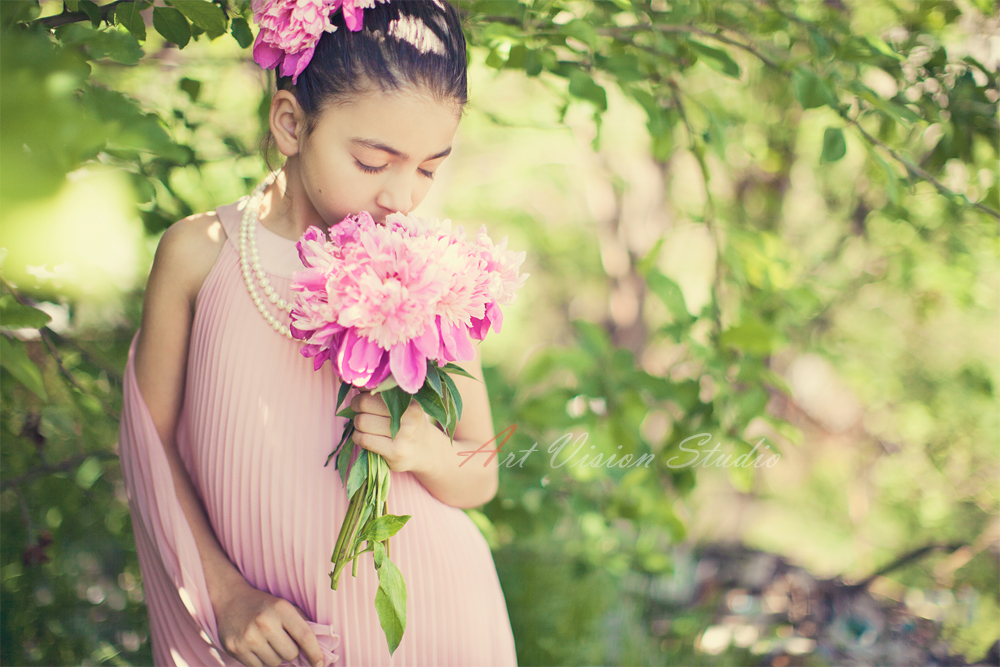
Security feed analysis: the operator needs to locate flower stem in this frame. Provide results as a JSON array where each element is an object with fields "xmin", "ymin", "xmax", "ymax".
[{"xmin": 330, "ymin": 475, "xmax": 368, "ymax": 589}]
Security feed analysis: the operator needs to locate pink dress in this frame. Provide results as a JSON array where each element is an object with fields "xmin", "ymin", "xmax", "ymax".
[{"xmin": 117, "ymin": 197, "xmax": 518, "ymax": 666}]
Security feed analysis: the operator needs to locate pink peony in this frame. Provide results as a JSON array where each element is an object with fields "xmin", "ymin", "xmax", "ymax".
[
  {"xmin": 251, "ymin": 0, "xmax": 391, "ymax": 84},
  {"xmin": 290, "ymin": 210, "xmax": 528, "ymax": 394}
]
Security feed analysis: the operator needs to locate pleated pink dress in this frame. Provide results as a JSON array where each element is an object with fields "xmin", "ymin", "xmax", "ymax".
[{"xmin": 117, "ymin": 196, "xmax": 518, "ymax": 666}]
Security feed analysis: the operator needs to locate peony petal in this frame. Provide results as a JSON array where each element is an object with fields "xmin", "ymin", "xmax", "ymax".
[
  {"xmin": 389, "ymin": 340, "xmax": 426, "ymax": 394},
  {"xmin": 412, "ymin": 320, "xmax": 442, "ymax": 361},
  {"xmin": 442, "ymin": 319, "xmax": 476, "ymax": 362},
  {"xmin": 253, "ymin": 37, "xmax": 284, "ymax": 70},
  {"xmin": 348, "ymin": 335, "xmax": 385, "ymax": 374},
  {"xmin": 281, "ymin": 47, "xmax": 314, "ymax": 83},
  {"xmin": 363, "ymin": 352, "xmax": 392, "ymax": 390},
  {"xmin": 341, "ymin": 2, "xmax": 363, "ymax": 31}
]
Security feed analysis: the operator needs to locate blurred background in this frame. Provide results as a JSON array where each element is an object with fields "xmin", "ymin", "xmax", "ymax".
[{"xmin": 1, "ymin": 0, "xmax": 998, "ymax": 665}]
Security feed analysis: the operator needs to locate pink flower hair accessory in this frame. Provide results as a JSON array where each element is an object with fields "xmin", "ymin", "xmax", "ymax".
[{"xmin": 251, "ymin": 0, "xmax": 390, "ymax": 84}]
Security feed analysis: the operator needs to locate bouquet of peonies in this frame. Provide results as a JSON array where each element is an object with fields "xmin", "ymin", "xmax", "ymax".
[{"xmin": 288, "ymin": 210, "xmax": 527, "ymax": 655}]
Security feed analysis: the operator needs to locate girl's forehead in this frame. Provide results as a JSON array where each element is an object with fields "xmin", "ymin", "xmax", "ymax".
[{"xmin": 314, "ymin": 88, "xmax": 461, "ymax": 153}]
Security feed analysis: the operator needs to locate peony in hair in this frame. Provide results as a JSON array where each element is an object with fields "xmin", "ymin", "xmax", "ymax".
[{"xmin": 251, "ymin": 0, "xmax": 390, "ymax": 84}]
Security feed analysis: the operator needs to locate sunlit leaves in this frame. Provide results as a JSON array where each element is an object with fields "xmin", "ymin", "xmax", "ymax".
[
  {"xmin": 153, "ymin": 6, "xmax": 191, "ymax": 48},
  {"xmin": 821, "ymin": 126, "xmax": 847, "ymax": 162}
]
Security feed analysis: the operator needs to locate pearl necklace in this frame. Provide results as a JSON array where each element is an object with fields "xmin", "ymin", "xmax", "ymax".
[{"xmin": 239, "ymin": 177, "xmax": 295, "ymax": 339}]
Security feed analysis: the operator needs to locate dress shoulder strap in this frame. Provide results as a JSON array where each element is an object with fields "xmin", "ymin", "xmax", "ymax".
[{"xmin": 214, "ymin": 198, "xmax": 248, "ymax": 253}]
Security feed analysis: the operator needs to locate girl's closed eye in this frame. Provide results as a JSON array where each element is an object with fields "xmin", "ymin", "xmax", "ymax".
[
  {"xmin": 355, "ymin": 159, "xmax": 387, "ymax": 175},
  {"xmin": 355, "ymin": 158, "xmax": 436, "ymax": 180}
]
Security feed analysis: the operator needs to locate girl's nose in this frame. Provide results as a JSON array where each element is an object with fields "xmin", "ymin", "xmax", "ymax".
[{"xmin": 375, "ymin": 174, "xmax": 413, "ymax": 216}]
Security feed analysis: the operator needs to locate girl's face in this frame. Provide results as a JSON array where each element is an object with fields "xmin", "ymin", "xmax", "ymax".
[{"xmin": 277, "ymin": 87, "xmax": 462, "ymax": 225}]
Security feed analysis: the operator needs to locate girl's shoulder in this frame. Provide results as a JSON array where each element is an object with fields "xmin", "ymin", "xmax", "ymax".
[{"xmin": 154, "ymin": 210, "xmax": 229, "ymax": 311}]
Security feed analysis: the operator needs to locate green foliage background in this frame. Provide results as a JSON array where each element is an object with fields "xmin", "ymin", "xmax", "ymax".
[{"xmin": 1, "ymin": 0, "xmax": 997, "ymax": 665}]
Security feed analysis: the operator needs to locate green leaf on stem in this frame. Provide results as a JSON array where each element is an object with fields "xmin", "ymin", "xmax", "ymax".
[
  {"xmin": 821, "ymin": 127, "xmax": 847, "ymax": 163},
  {"xmin": 358, "ymin": 514, "xmax": 411, "ymax": 543},
  {"xmin": 438, "ymin": 371, "xmax": 464, "ymax": 423},
  {"xmin": 230, "ymin": 16, "xmax": 253, "ymax": 49},
  {"xmin": 381, "ymin": 387, "xmax": 411, "ymax": 440},
  {"xmin": 345, "ymin": 447, "xmax": 368, "ymax": 500},
  {"xmin": 413, "ymin": 384, "xmax": 448, "ymax": 431},
  {"xmin": 372, "ymin": 541, "xmax": 407, "ymax": 655},
  {"xmin": 0, "ymin": 336, "xmax": 48, "ymax": 401},
  {"xmin": 337, "ymin": 381, "xmax": 351, "ymax": 412},
  {"xmin": 336, "ymin": 406, "xmax": 358, "ymax": 420},
  {"xmin": 171, "ymin": 0, "xmax": 227, "ymax": 38},
  {"xmin": 425, "ymin": 362, "xmax": 443, "ymax": 397},
  {"xmin": 152, "ymin": 6, "xmax": 190, "ymax": 48},
  {"xmin": 440, "ymin": 362, "xmax": 476, "ymax": 380},
  {"xmin": 688, "ymin": 40, "xmax": 741, "ymax": 78},
  {"xmin": 0, "ymin": 295, "xmax": 52, "ymax": 329},
  {"xmin": 114, "ymin": 2, "xmax": 146, "ymax": 42},
  {"xmin": 334, "ymin": 437, "xmax": 354, "ymax": 482}
]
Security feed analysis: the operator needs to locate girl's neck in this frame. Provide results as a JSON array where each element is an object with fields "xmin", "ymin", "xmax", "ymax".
[{"xmin": 256, "ymin": 159, "xmax": 329, "ymax": 241}]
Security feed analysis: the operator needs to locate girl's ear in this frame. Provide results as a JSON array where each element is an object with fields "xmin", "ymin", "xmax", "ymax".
[{"xmin": 270, "ymin": 90, "xmax": 305, "ymax": 157}]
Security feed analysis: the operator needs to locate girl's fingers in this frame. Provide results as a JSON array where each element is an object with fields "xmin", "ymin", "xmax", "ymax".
[
  {"xmin": 251, "ymin": 642, "xmax": 286, "ymax": 667},
  {"xmin": 265, "ymin": 626, "xmax": 306, "ymax": 664},
  {"xmin": 283, "ymin": 613, "xmax": 325, "ymax": 667}
]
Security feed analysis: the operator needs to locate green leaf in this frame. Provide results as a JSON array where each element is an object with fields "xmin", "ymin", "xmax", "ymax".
[
  {"xmin": 337, "ymin": 381, "xmax": 351, "ymax": 411},
  {"xmin": 171, "ymin": 0, "xmax": 226, "ymax": 38},
  {"xmin": 688, "ymin": 40, "xmax": 740, "ymax": 78},
  {"xmin": 230, "ymin": 16, "xmax": 253, "ymax": 49},
  {"xmin": 424, "ymin": 362, "xmax": 443, "ymax": 398},
  {"xmin": 413, "ymin": 385, "xmax": 448, "ymax": 431},
  {"xmin": 64, "ymin": 0, "xmax": 80, "ymax": 11},
  {"xmin": 440, "ymin": 362, "xmax": 476, "ymax": 380},
  {"xmin": 820, "ymin": 127, "xmax": 846, "ymax": 163},
  {"xmin": 0, "ymin": 336, "xmax": 48, "ymax": 400},
  {"xmin": 79, "ymin": 0, "xmax": 101, "ymax": 27},
  {"xmin": 179, "ymin": 77, "xmax": 200, "ymax": 101},
  {"xmin": 75, "ymin": 456, "xmax": 103, "ymax": 489},
  {"xmin": 646, "ymin": 271, "xmax": 691, "ymax": 323},
  {"xmin": 153, "ymin": 6, "xmax": 190, "ymax": 48},
  {"xmin": 637, "ymin": 238, "xmax": 664, "ymax": 276},
  {"xmin": 358, "ymin": 514, "xmax": 411, "ymax": 543},
  {"xmin": 471, "ymin": 0, "xmax": 526, "ymax": 20},
  {"xmin": 572, "ymin": 319, "xmax": 611, "ymax": 358},
  {"xmin": 441, "ymin": 380, "xmax": 456, "ymax": 440},
  {"xmin": 336, "ymin": 438, "xmax": 355, "ymax": 486},
  {"xmin": 381, "ymin": 387, "xmax": 412, "ymax": 440},
  {"xmin": 335, "ymin": 406, "xmax": 358, "ymax": 420},
  {"xmin": 567, "ymin": 69, "xmax": 607, "ymax": 111},
  {"xmin": 439, "ymin": 371, "xmax": 463, "ymax": 425},
  {"xmin": 792, "ymin": 68, "xmax": 836, "ymax": 110},
  {"xmin": 560, "ymin": 19, "xmax": 598, "ymax": 50},
  {"xmin": 523, "ymin": 48, "xmax": 543, "ymax": 76},
  {"xmin": 114, "ymin": 2, "xmax": 146, "ymax": 42},
  {"xmin": 0, "ymin": 295, "xmax": 52, "ymax": 330},
  {"xmin": 371, "ymin": 541, "xmax": 407, "ymax": 655},
  {"xmin": 719, "ymin": 320, "xmax": 783, "ymax": 355},
  {"xmin": 345, "ymin": 447, "xmax": 368, "ymax": 500}
]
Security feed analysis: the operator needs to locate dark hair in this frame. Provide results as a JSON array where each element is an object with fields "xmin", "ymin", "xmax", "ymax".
[{"xmin": 262, "ymin": 0, "xmax": 468, "ymax": 168}]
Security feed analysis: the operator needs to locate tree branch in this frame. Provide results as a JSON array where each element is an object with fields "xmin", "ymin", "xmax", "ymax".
[
  {"xmin": 1, "ymin": 451, "xmax": 119, "ymax": 490},
  {"xmin": 596, "ymin": 24, "xmax": 782, "ymax": 69},
  {"xmin": 845, "ymin": 112, "xmax": 1000, "ymax": 221},
  {"xmin": 37, "ymin": 0, "xmax": 130, "ymax": 28}
]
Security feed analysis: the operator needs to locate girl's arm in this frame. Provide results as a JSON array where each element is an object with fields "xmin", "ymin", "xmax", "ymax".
[
  {"xmin": 410, "ymin": 343, "xmax": 501, "ymax": 508},
  {"xmin": 135, "ymin": 215, "xmax": 324, "ymax": 667}
]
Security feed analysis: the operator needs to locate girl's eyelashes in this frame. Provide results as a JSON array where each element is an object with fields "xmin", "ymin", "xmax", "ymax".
[
  {"xmin": 355, "ymin": 160, "xmax": 387, "ymax": 175},
  {"xmin": 355, "ymin": 158, "xmax": 436, "ymax": 180}
]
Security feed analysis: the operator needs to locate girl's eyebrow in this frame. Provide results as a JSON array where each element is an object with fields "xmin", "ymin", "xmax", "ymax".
[{"xmin": 350, "ymin": 137, "xmax": 452, "ymax": 162}]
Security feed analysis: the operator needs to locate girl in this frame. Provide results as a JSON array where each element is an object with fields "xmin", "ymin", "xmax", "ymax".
[{"xmin": 117, "ymin": 1, "xmax": 518, "ymax": 665}]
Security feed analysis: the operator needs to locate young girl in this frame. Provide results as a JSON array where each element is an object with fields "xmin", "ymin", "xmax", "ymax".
[{"xmin": 117, "ymin": 1, "xmax": 518, "ymax": 665}]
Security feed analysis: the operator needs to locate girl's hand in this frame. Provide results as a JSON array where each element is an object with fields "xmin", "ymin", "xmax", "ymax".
[
  {"xmin": 215, "ymin": 579, "xmax": 325, "ymax": 667},
  {"xmin": 350, "ymin": 390, "xmax": 438, "ymax": 474}
]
